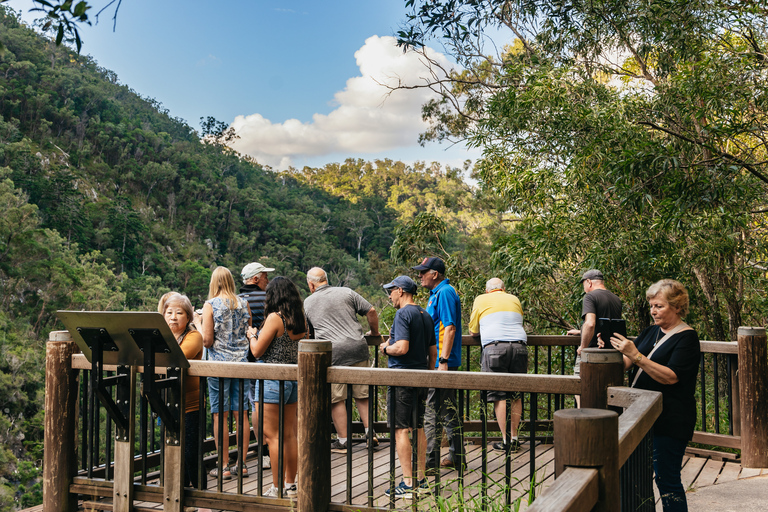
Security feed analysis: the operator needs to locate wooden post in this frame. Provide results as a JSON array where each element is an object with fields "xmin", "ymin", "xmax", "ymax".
[
  {"xmin": 737, "ymin": 326, "xmax": 768, "ymax": 468},
  {"xmin": 554, "ymin": 409, "xmax": 620, "ymax": 512},
  {"xmin": 580, "ymin": 348, "xmax": 624, "ymax": 410},
  {"xmin": 44, "ymin": 331, "xmax": 80, "ymax": 512},
  {"xmin": 298, "ymin": 341, "xmax": 332, "ymax": 512}
]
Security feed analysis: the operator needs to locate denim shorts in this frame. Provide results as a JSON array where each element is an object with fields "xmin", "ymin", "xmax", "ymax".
[
  {"xmin": 251, "ymin": 379, "xmax": 298, "ymax": 405},
  {"xmin": 207, "ymin": 377, "xmax": 251, "ymax": 413}
]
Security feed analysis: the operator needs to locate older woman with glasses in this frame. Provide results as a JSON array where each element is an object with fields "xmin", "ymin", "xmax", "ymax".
[{"xmin": 601, "ymin": 279, "xmax": 700, "ymax": 512}]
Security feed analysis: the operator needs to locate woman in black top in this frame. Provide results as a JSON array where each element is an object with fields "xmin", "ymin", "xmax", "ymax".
[{"xmin": 603, "ymin": 279, "xmax": 700, "ymax": 512}]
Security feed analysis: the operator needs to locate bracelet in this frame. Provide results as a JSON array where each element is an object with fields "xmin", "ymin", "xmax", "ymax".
[{"xmin": 634, "ymin": 353, "xmax": 644, "ymax": 365}]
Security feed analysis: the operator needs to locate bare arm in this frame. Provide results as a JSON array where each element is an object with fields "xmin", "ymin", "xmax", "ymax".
[
  {"xmin": 380, "ymin": 338, "xmax": 410, "ymax": 357},
  {"xmin": 366, "ymin": 307, "xmax": 380, "ymax": 336},
  {"xmin": 578, "ymin": 313, "xmax": 596, "ymax": 356},
  {"xmin": 428, "ymin": 344, "xmax": 437, "ymax": 370},
  {"xmin": 195, "ymin": 302, "xmax": 215, "ymax": 349},
  {"xmin": 439, "ymin": 324, "xmax": 456, "ymax": 370},
  {"xmin": 250, "ymin": 313, "xmax": 281, "ymax": 359}
]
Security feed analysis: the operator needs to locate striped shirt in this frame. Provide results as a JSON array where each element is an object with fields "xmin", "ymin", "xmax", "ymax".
[{"xmin": 468, "ymin": 290, "xmax": 527, "ymax": 347}]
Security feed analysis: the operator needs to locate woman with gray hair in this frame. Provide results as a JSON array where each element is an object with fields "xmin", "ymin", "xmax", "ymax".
[
  {"xmin": 601, "ymin": 279, "xmax": 700, "ymax": 512},
  {"xmin": 159, "ymin": 292, "xmax": 203, "ymax": 489}
]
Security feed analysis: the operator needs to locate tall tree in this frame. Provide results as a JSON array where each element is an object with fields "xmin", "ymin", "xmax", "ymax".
[{"xmin": 398, "ymin": 0, "xmax": 768, "ymax": 338}]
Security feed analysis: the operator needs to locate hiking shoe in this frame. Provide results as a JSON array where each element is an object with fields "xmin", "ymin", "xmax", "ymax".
[
  {"xmin": 230, "ymin": 464, "xmax": 249, "ymax": 478},
  {"xmin": 209, "ymin": 466, "xmax": 231, "ymax": 480},
  {"xmin": 284, "ymin": 483, "xmax": 298, "ymax": 497},
  {"xmin": 367, "ymin": 436, "xmax": 380, "ymax": 448},
  {"xmin": 440, "ymin": 457, "xmax": 455, "ymax": 468},
  {"xmin": 492, "ymin": 439, "xmax": 521, "ymax": 453},
  {"xmin": 331, "ymin": 439, "xmax": 348, "ymax": 453},
  {"xmin": 385, "ymin": 480, "xmax": 414, "ymax": 498}
]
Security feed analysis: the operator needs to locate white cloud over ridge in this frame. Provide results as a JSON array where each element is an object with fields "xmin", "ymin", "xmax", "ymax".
[{"xmin": 228, "ymin": 36, "xmax": 454, "ymax": 169}]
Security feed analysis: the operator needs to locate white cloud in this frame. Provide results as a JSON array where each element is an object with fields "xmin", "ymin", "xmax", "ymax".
[{"xmin": 228, "ymin": 35, "xmax": 456, "ymax": 169}]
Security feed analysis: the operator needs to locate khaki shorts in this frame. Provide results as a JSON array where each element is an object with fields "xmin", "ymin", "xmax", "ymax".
[{"xmin": 331, "ymin": 360, "xmax": 370, "ymax": 404}]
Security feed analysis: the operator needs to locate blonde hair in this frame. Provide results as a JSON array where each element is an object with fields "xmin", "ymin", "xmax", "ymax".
[
  {"xmin": 646, "ymin": 279, "xmax": 689, "ymax": 317},
  {"xmin": 157, "ymin": 292, "xmax": 180, "ymax": 314},
  {"xmin": 207, "ymin": 266, "xmax": 240, "ymax": 309},
  {"xmin": 161, "ymin": 293, "xmax": 196, "ymax": 332}
]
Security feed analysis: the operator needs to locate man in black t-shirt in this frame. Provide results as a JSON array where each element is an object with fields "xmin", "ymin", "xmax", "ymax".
[
  {"xmin": 379, "ymin": 276, "xmax": 437, "ymax": 497},
  {"xmin": 567, "ymin": 269, "xmax": 622, "ymax": 405}
]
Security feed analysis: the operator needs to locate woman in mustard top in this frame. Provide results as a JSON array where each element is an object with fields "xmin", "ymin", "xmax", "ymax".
[{"xmin": 160, "ymin": 293, "xmax": 204, "ymax": 488}]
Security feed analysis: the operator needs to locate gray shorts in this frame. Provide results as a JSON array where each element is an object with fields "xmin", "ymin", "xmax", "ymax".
[
  {"xmin": 481, "ymin": 342, "xmax": 528, "ymax": 403},
  {"xmin": 574, "ymin": 354, "xmax": 581, "ymax": 376}
]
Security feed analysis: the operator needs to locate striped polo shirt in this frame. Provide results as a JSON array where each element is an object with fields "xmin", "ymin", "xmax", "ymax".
[{"xmin": 468, "ymin": 290, "xmax": 527, "ymax": 347}]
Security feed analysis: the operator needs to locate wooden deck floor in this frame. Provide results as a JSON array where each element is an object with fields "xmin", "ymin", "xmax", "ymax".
[{"xmin": 36, "ymin": 441, "xmax": 768, "ymax": 512}]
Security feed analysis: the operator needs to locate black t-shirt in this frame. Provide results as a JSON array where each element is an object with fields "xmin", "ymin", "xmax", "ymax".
[
  {"xmin": 630, "ymin": 325, "xmax": 700, "ymax": 441},
  {"xmin": 388, "ymin": 304, "xmax": 436, "ymax": 370},
  {"xmin": 582, "ymin": 289, "xmax": 622, "ymax": 347}
]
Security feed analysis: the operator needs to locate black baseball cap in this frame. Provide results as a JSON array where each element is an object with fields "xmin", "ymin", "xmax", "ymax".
[{"xmin": 411, "ymin": 256, "xmax": 446, "ymax": 275}]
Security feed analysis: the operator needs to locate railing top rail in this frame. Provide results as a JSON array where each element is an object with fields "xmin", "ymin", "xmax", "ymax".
[
  {"xmin": 365, "ymin": 334, "xmax": 738, "ymax": 353},
  {"xmin": 328, "ymin": 365, "xmax": 581, "ymax": 394},
  {"xmin": 608, "ymin": 386, "xmax": 663, "ymax": 465},
  {"xmin": 71, "ymin": 353, "xmax": 581, "ymax": 395},
  {"xmin": 526, "ymin": 467, "xmax": 599, "ymax": 512}
]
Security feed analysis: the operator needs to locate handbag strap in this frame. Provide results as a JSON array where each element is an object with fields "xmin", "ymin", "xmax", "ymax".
[{"xmin": 630, "ymin": 322, "xmax": 688, "ymax": 388}]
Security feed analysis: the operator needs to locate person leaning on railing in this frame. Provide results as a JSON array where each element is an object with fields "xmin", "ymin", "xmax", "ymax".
[
  {"xmin": 159, "ymin": 292, "xmax": 204, "ymax": 489},
  {"xmin": 599, "ymin": 279, "xmax": 700, "ymax": 512},
  {"xmin": 247, "ymin": 276, "xmax": 306, "ymax": 498}
]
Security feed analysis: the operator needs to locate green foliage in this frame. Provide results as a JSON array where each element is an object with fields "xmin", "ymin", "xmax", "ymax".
[{"xmin": 398, "ymin": 0, "xmax": 768, "ymax": 338}]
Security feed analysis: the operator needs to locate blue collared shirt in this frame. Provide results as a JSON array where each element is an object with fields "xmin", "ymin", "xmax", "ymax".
[{"xmin": 426, "ymin": 279, "xmax": 462, "ymax": 367}]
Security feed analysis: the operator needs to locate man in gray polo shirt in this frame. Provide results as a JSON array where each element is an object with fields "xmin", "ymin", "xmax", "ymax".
[{"xmin": 304, "ymin": 267, "xmax": 381, "ymax": 451}]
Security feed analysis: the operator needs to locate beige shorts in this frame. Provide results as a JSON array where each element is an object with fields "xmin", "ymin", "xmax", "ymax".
[{"xmin": 331, "ymin": 360, "xmax": 370, "ymax": 404}]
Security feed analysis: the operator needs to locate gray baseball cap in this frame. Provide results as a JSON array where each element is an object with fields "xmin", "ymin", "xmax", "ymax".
[{"xmin": 580, "ymin": 269, "xmax": 605, "ymax": 282}]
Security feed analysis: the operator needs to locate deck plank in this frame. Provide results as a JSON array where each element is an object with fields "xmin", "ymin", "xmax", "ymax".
[
  {"xmin": 693, "ymin": 458, "xmax": 724, "ymax": 488},
  {"xmin": 738, "ymin": 466, "xmax": 762, "ymax": 479},
  {"xmin": 716, "ymin": 461, "xmax": 741, "ymax": 484},
  {"xmin": 680, "ymin": 456, "xmax": 706, "ymax": 490}
]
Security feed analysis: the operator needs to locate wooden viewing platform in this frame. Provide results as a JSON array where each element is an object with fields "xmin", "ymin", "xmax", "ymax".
[
  {"xmin": 25, "ymin": 442, "xmax": 768, "ymax": 512},
  {"xmin": 40, "ymin": 324, "xmax": 768, "ymax": 512}
]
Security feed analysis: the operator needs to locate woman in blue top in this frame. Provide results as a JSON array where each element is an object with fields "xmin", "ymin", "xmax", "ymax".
[{"xmin": 194, "ymin": 266, "xmax": 252, "ymax": 480}]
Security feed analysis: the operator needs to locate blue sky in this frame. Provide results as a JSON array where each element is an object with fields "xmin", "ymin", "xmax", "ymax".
[{"xmin": 9, "ymin": 0, "xmax": 483, "ymax": 170}]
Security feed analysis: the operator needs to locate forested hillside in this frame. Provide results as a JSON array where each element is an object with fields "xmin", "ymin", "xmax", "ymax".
[{"xmin": 0, "ymin": 7, "xmax": 498, "ymax": 509}]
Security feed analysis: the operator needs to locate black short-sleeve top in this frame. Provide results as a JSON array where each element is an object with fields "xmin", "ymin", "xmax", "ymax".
[{"xmin": 630, "ymin": 325, "xmax": 701, "ymax": 441}]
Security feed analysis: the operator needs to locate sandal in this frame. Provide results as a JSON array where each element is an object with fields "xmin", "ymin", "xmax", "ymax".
[
  {"xmin": 209, "ymin": 466, "xmax": 232, "ymax": 480},
  {"xmin": 230, "ymin": 464, "xmax": 249, "ymax": 478}
]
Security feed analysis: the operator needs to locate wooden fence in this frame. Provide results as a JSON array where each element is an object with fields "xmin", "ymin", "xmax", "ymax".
[{"xmin": 43, "ymin": 326, "xmax": 768, "ymax": 511}]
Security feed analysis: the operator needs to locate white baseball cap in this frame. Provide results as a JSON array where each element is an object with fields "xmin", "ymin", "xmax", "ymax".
[{"xmin": 241, "ymin": 262, "xmax": 275, "ymax": 281}]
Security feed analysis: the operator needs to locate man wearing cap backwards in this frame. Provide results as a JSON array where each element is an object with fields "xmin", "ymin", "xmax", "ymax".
[
  {"xmin": 469, "ymin": 278, "xmax": 528, "ymax": 453},
  {"xmin": 567, "ymin": 269, "xmax": 622, "ymax": 406},
  {"xmin": 238, "ymin": 262, "xmax": 275, "ymax": 468},
  {"xmin": 412, "ymin": 256, "xmax": 464, "ymax": 471},
  {"xmin": 304, "ymin": 267, "xmax": 381, "ymax": 452},
  {"xmin": 379, "ymin": 276, "xmax": 436, "ymax": 497}
]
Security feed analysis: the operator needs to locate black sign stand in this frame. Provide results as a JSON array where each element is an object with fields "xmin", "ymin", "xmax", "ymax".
[{"xmin": 58, "ymin": 311, "xmax": 190, "ymax": 512}]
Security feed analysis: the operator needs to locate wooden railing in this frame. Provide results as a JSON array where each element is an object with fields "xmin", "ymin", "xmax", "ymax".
[{"xmin": 44, "ymin": 326, "xmax": 768, "ymax": 512}]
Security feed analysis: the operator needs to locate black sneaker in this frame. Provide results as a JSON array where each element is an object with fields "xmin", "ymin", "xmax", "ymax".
[
  {"xmin": 492, "ymin": 439, "xmax": 521, "ymax": 452},
  {"xmin": 331, "ymin": 439, "xmax": 348, "ymax": 453}
]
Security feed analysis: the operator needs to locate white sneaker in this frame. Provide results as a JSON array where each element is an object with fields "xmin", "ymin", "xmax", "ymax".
[
  {"xmin": 264, "ymin": 485, "xmax": 279, "ymax": 497},
  {"xmin": 284, "ymin": 483, "xmax": 298, "ymax": 497}
]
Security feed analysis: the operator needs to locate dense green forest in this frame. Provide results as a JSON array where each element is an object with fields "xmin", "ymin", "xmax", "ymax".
[
  {"xmin": 2, "ymin": 1, "xmax": 768, "ymax": 509},
  {"xmin": 0, "ymin": 7, "xmax": 499, "ymax": 509}
]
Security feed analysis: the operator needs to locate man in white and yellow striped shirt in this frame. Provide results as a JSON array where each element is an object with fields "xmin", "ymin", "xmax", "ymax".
[{"xmin": 469, "ymin": 278, "xmax": 528, "ymax": 452}]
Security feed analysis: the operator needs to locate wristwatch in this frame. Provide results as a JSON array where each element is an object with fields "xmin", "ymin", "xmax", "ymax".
[
  {"xmin": 634, "ymin": 353, "xmax": 644, "ymax": 365},
  {"xmin": 439, "ymin": 357, "xmax": 449, "ymax": 364},
  {"xmin": 383, "ymin": 346, "xmax": 388, "ymax": 356}
]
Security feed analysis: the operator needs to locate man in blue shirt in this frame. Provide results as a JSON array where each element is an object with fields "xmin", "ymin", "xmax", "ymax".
[{"xmin": 412, "ymin": 256, "xmax": 464, "ymax": 471}]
